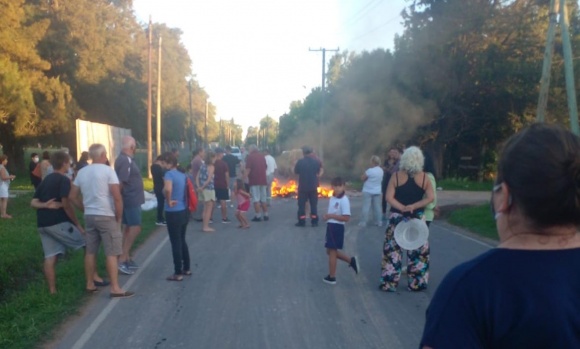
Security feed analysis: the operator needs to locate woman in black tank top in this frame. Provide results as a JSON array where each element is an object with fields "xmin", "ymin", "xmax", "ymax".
[{"xmin": 379, "ymin": 146, "xmax": 434, "ymax": 292}]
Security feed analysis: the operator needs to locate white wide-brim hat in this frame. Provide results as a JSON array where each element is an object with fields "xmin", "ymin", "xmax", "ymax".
[{"xmin": 394, "ymin": 218, "xmax": 429, "ymax": 250}]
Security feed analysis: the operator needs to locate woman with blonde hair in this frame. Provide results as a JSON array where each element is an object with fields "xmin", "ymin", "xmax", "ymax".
[
  {"xmin": 359, "ymin": 155, "xmax": 384, "ymax": 227},
  {"xmin": 379, "ymin": 146, "xmax": 434, "ymax": 292}
]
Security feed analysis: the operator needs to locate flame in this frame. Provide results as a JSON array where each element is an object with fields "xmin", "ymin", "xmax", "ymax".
[{"xmin": 271, "ymin": 179, "xmax": 333, "ymax": 198}]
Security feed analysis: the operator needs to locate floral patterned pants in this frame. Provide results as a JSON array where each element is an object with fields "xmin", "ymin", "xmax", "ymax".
[{"xmin": 379, "ymin": 214, "xmax": 430, "ymax": 292}]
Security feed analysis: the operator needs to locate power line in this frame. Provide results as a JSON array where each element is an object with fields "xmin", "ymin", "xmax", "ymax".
[
  {"xmin": 344, "ymin": 0, "xmax": 385, "ymax": 27},
  {"xmin": 347, "ymin": 13, "xmax": 401, "ymax": 43}
]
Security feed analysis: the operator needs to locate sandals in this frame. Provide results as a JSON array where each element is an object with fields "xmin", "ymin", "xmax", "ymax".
[{"xmin": 166, "ymin": 274, "xmax": 184, "ymax": 281}]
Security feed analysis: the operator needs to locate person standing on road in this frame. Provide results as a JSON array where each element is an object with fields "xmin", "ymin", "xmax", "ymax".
[
  {"xmin": 40, "ymin": 151, "xmax": 53, "ymax": 180},
  {"xmin": 421, "ymin": 123, "xmax": 580, "ymax": 349},
  {"xmin": 264, "ymin": 149, "xmax": 278, "ymax": 206},
  {"xmin": 70, "ymin": 144, "xmax": 134, "ymax": 299},
  {"xmin": 29, "ymin": 153, "xmax": 41, "ymax": 189},
  {"xmin": 359, "ymin": 155, "xmax": 384, "ymax": 227},
  {"xmin": 234, "ymin": 178, "xmax": 251, "ymax": 229},
  {"xmin": 245, "ymin": 144, "xmax": 269, "ymax": 222},
  {"xmin": 322, "ymin": 177, "xmax": 359, "ymax": 285},
  {"xmin": 294, "ymin": 146, "xmax": 322, "ymax": 227},
  {"xmin": 223, "ymin": 145, "xmax": 241, "ymax": 207},
  {"xmin": 197, "ymin": 150, "xmax": 216, "ymax": 232},
  {"xmin": 114, "ymin": 136, "xmax": 145, "ymax": 275},
  {"xmin": 423, "ymin": 153, "xmax": 438, "ymax": 226},
  {"xmin": 151, "ymin": 155, "xmax": 167, "ymax": 225},
  {"xmin": 0, "ymin": 155, "xmax": 16, "ymax": 219},
  {"xmin": 213, "ymin": 148, "xmax": 231, "ymax": 223},
  {"xmin": 380, "ymin": 146, "xmax": 434, "ymax": 292},
  {"xmin": 31, "ymin": 151, "xmax": 107, "ymax": 294},
  {"xmin": 381, "ymin": 147, "xmax": 401, "ymax": 221},
  {"xmin": 190, "ymin": 148, "xmax": 205, "ymax": 221},
  {"xmin": 162, "ymin": 152, "xmax": 191, "ymax": 281}
]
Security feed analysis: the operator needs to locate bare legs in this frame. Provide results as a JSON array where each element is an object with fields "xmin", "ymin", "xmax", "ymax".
[
  {"xmin": 0, "ymin": 197, "xmax": 11, "ymax": 218},
  {"xmin": 119, "ymin": 225, "xmax": 141, "ymax": 264},
  {"xmin": 202, "ymin": 200, "xmax": 215, "ymax": 231},
  {"xmin": 326, "ymin": 249, "xmax": 351, "ymax": 278}
]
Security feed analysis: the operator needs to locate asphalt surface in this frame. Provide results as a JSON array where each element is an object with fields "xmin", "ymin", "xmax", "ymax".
[{"xmin": 48, "ymin": 191, "xmax": 493, "ymax": 349}]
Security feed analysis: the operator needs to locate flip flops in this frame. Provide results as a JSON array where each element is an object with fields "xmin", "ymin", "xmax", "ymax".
[
  {"xmin": 109, "ymin": 291, "xmax": 135, "ymax": 298},
  {"xmin": 93, "ymin": 279, "xmax": 110, "ymax": 287},
  {"xmin": 166, "ymin": 274, "xmax": 184, "ymax": 281}
]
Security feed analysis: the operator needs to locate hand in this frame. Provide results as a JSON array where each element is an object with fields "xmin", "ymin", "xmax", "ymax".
[
  {"xmin": 44, "ymin": 199, "xmax": 63, "ymax": 209},
  {"xmin": 323, "ymin": 214, "xmax": 330, "ymax": 221},
  {"xmin": 169, "ymin": 200, "xmax": 177, "ymax": 208},
  {"xmin": 402, "ymin": 204, "xmax": 415, "ymax": 213},
  {"xmin": 434, "ymin": 206, "xmax": 441, "ymax": 219},
  {"xmin": 9, "ymin": 175, "xmax": 15, "ymax": 180}
]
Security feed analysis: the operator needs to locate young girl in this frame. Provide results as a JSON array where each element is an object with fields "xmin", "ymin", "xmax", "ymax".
[
  {"xmin": 234, "ymin": 178, "xmax": 251, "ymax": 229},
  {"xmin": 197, "ymin": 151, "xmax": 216, "ymax": 232}
]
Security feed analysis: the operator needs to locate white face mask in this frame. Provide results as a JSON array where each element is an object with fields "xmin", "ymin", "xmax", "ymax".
[{"xmin": 33, "ymin": 157, "xmax": 39, "ymax": 163}]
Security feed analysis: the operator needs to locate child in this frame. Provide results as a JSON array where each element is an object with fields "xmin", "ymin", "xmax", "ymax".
[
  {"xmin": 234, "ymin": 178, "xmax": 251, "ymax": 229},
  {"xmin": 322, "ymin": 177, "xmax": 359, "ymax": 285}
]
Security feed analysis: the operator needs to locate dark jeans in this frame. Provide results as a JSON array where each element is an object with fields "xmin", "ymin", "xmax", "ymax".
[
  {"xmin": 155, "ymin": 190, "xmax": 165, "ymax": 222},
  {"xmin": 297, "ymin": 190, "xmax": 318, "ymax": 224},
  {"xmin": 166, "ymin": 210, "xmax": 190, "ymax": 275},
  {"xmin": 381, "ymin": 179, "xmax": 388, "ymax": 214}
]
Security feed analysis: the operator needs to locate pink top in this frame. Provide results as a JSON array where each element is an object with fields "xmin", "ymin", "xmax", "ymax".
[{"xmin": 236, "ymin": 192, "xmax": 248, "ymax": 205}]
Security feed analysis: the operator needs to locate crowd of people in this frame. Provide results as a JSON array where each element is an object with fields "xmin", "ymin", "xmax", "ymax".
[{"xmin": 8, "ymin": 122, "xmax": 580, "ymax": 347}]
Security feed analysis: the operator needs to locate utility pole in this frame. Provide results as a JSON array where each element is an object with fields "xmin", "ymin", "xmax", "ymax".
[
  {"xmin": 560, "ymin": 0, "xmax": 579, "ymax": 135},
  {"xmin": 156, "ymin": 35, "xmax": 162, "ymax": 156},
  {"xmin": 188, "ymin": 79, "xmax": 194, "ymax": 151},
  {"xmin": 536, "ymin": 0, "xmax": 559, "ymax": 122},
  {"xmin": 309, "ymin": 47, "xmax": 339, "ymax": 163},
  {"xmin": 537, "ymin": 0, "xmax": 579, "ymax": 135},
  {"xmin": 204, "ymin": 99, "xmax": 208, "ymax": 149},
  {"xmin": 146, "ymin": 17, "xmax": 153, "ymax": 177}
]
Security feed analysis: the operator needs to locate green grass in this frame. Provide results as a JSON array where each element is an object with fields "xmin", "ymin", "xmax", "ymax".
[
  {"xmin": 0, "ymin": 187, "xmax": 158, "ymax": 348},
  {"xmin": 438, "ymin": 178, "xmax": 493, "ymax": 191},
  {"xmin": 448, "ymin": 204, "xmax": 498, "ymax": 240}
]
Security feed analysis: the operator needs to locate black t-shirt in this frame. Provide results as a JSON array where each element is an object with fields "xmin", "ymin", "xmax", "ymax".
[
  {"xmin": 151, "ymin": 163, "xmax": 165, "ymax": 193},
  {"xmin": 294, "ymin": 156, "xmax": 321, "ymax": 191},
  {"xmin": 223, "ymin": 154, "xmax": 240, "ymax": 177},
  {"xmin": 421, "ymin": 248, "xmax": 580, "ymax": 348},
  {"xmin": 33, "ymin": 172, "xmax": 73, "ymax": 228}
]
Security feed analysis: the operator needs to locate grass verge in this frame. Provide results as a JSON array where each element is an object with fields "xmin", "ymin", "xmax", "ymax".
[
  {"xmin": 438, "ymin": 178, "xmax": 492, "ymax": 191},
  {"xmin": 447, "ymin": 204, "xmax": 498, "ymax": 240},
  {"xmin": 0, "ymin": 189, "xmax": 157, "ymax": 348}
]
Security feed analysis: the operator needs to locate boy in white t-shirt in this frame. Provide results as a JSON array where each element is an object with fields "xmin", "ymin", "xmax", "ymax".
[{"xmin": 322, "ymin": 177, "xmax": 359, "ymax": 285}]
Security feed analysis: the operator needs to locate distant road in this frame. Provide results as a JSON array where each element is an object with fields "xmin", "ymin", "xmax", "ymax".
[{"xmin": 48, "ymin": 192, "xmax": 493, "ymax": 349}]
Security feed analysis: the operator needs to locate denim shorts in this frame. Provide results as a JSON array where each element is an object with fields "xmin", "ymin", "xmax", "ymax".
[
  {"xmin": 325, "ymin": 222, "xmax": 345, "ymax": 250},
  {"xmin": 38, "ymin": 222, "xmax": 86, "ymax": 258},
  {"xmin": 122, "ymin": 206, "xmax": 142, "ymax": 226}
]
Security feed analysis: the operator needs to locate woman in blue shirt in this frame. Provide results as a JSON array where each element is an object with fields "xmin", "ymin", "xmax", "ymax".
[
  {"xmin": 163, "ymin": 152, "xmax": 191, "ymax": 281},
  {"xmin": 421, "ymin": 123, "xmax": 580, "ymax": 348}
]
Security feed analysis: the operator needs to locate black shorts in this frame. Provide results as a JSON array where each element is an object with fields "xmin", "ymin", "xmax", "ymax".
[
  {"xmin": 215, "ymin": 188, "xmax": 229, "ymax": 201},
  {"xmin": 325, "ymin": 223, "xmax": 345, "ymax": 249}
]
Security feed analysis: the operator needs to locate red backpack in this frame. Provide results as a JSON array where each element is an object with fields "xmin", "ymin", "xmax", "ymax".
[{"xmin": 185, "ymin": 176, "xmax": 198, "ymax": 212}]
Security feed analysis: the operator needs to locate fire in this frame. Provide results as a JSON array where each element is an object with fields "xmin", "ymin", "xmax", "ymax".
[{"xmin": 271, "ymin": 179, "xmax": 333, "ymax": 198}]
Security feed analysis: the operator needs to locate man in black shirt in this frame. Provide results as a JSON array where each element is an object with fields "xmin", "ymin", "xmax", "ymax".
[
  {"xmin": 31, "ymin": 151, "xmax": 106, "ymax": 294},
  {"xmin": 294, "ymin": 146, "xmax": 322, "ymax": 227},
  {"xmin": 223, "ymin": 145, "xmax": 241, "ymax": 195}
]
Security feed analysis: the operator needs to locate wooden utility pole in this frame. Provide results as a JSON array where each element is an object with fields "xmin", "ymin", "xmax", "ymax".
[
  {"xmin": 536, "ymin": 0, "xmax": 559, "ymax": 122},
  {"xmin": 147, "ymin": 17, "xmax": 153, "ymax": 177},
  {"xmin": 156, "ymin": 35, "xmax": 162, "ymax": 155},
  {"xmin": 188, "ymin": 79, "xmax": 194, "ymax": 150},
  {"xmin": 537, "ymin": 0, "xmax": 579, "ymax": 135},
  {"xmin": 560, "ymin": 0, "xmax": 579, "ymax": 135},
  {"xmin": 309, "ymin": 47, "xmax": 339, "ymax": 163},
  {"xmin": 204, "ymin": 100, "xmax": 208, "ymax": 149}
]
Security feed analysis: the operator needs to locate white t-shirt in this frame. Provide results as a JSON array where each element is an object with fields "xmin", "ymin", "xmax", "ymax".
[
  {"xmin": 327, "ymin": 194, "xmax": 351, "ymax": 225},
  {"xmin": 265, "ymin": 154, "xmax": 277, "ymax": 176},
  {"xmin": 73, "ymin": 164, "xmax": 119, "ymax": 216},
  {"xmin": 362, "ymin": 166, "xmax": 384, "ymax": 194}
]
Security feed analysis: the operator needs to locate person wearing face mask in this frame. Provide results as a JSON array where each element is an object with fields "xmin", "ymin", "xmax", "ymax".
[
  {"xmin": 420, "ymin": 123, "xmax": 580, "ymax": 349},
  {"xmin": 30, "ymin": 153, "xmax": 41, "ymax": 189}
]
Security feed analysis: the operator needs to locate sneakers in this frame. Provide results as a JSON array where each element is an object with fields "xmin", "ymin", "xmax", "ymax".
[
  {"xmin": 209, "ymin": 219, "xmax": 214, "ymax": 224},
  {"xmin": 311, "ymin": 222, "xmax": 318, "ymax": 227},
  {"xmin": 263, "ymin": 216, "xmax": 269, "ymax": 221},
  {"xmin": 349, "ymin": 256, "xmax": 360, "ymax": 274},
  {"xmin": 155, "ymin": 221, "xmax": 167, "ymax": 226},
  {"xmin": 126, "ymin": 259, "xmax": 139, "ymax": 269},
  {"xmin": 295, "ymin": 222, "xmax": 305, "ymax": 227},
  {"xmin": 118, "ymin": 262, "xmax": 135, "ymax": 275},
  {"xmin": 222, "ymin": 218, "xmax": 231, "ymax": 224},
  {"xmin": 323, "ymin": 275, "xmax": 337, "ymax": 285},
  {"xmin": 251, "ymin": 216, "xmax": 262, "ymax": 222}
]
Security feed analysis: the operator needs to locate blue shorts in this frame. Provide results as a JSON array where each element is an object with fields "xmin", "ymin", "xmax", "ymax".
[
  {"xmin": 325, "ymin": 223, "xmax": 345, "ymax": 250},
  {"xmin": 122, "ymin": 206, "xmax": 142, "ymax": 226}
]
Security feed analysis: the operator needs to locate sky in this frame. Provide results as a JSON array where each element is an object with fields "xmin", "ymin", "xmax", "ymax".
[{"xmin": 132, "ymin": 0, "xmax": 409, "ymax": 134}]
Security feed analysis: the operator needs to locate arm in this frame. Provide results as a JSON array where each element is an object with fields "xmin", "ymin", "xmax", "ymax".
[
  {"xmin": 0, "ymin": 167, "xmax": 14, "ymax": 181},
  {"xmin": 109, "ymin": 183, "xmax": 123, "ymax": 223},
  {"xmin": 201, "ymin": 166, "xmax": 215, "ymax": 189},
  {"xmin": 225, "ymin": 169, "xmax": 230, "ymax": 188},
  {"xmin": 386, "ymin": 174, "xmax": 405, "ymax": 211},
  {"xmin": 323, "ymin": 214, "xmax": 350, "ymax": 222},
  {"xmin": 407, "ymin": 174, "xmax": 435, "ymax": 212},
  {"xmin": 361, "ymin": 170, "xmax": 368, "ymax": 182},
  {"xmin": 69, "ymin": 185, "xmax": 84, "ymax": 212},
  {"xmin": 31, "ymin": 198, "xmax": 62, "ymax": 210},
  {"xmin": 244, "ymin": 166, "xmax": 251, "ymax": 181},
  {"xmin": 163, "ymin": 179, "xmax": 176, "ymax": 207},
  {"xmin": 61, "ymin": 197, "xmax": 83, "ymax": 232}
]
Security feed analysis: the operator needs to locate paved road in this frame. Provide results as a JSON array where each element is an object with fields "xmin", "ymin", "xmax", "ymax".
[{"xmin": 49, "ymin": 192, "xmax": 493, "ymax": 349}]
